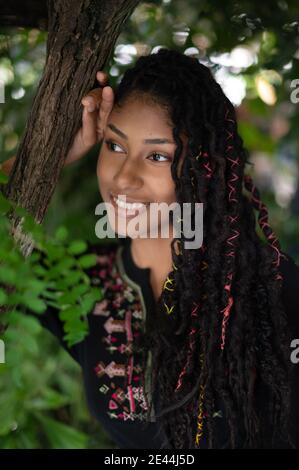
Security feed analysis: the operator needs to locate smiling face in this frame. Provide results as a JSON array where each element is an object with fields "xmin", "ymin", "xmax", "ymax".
[{"xmin": 96, "ymin": 94, "xmax": 188, "ymax": 238}]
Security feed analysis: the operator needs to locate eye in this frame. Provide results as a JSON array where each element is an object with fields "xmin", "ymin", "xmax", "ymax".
[
  {"xmin": 105, "ymin": 140, "xmax": 171, "ymax": 163},
  {"xmin": 148, "ymin": 153, "xmax": 171, "ymax": 163},
  {"xmin": 105, "ymin": 139, "xmax": 124, "ymax": 153}
]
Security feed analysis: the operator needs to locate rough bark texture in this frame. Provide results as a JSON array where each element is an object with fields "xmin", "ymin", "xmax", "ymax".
[{"xmin": 2, "ymin": 0, "xmax": 140, "ymax": 256}]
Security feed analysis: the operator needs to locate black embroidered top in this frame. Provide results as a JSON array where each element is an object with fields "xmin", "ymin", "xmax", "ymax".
[{"xmin": 29, "ymin": 237, "xmax": 299, "ymax": 449}]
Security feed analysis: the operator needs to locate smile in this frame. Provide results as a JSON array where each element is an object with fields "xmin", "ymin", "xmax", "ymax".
[
  {"xmin": 109, "ymin": 193, "xmax": 149, "ymax": 217},
  {"xmin": 110, "ymin": 193, "xmax": 149, "ymax": 210}
]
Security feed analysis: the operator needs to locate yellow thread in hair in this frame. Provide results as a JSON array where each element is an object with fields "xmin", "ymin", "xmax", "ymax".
[
  {"xmin": 195, "ymin": 384, "xmax": 205, "ymax": 447},
  {"xmin": 201, "ymin": 261, "xmax": 208, "ymax": 271},
  {"xmin": 163, "ymin": 276, "xmax": 174, "ymax": 292},
  {"xmin": 172, "ymin": 262, "xmax": 178, "ymax": 271},
  {"xmin": 164, "ymin": 303, "xmax": 174, "ymax": 315}
]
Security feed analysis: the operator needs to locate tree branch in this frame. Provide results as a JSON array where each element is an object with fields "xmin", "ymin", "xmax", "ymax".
[{"xmin": 3, "ymin": 0, "xmax": 141, "ymax": 256}]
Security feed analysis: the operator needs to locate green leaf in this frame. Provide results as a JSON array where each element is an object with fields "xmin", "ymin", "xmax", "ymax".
[
  {"xmin": 0, "ymin": 171, "xmax": 9, "ymax": 184},
  {"xmin": 77, "ymin": 254, "xmax": 97, "ymax": 269},
  {"xmin": 63, "ymin": 328, "xmax": 88, "ymax": 347},
  {"xmin": 35, "ymin": 414, "xmax": 88, "ymax": 449},
  {"xmin": 67, "ymin": 240, "xmax": 88, "ymax": 256},
  {"xmin": 71, "ymin": 284, "xmax": 89, "ymax": 297},
  {"xmin": 0, "ymin": 266, "xmax": 16, "ymax": 284},
  {"xmin": 0, "ymin": 193, "xmax": 12, "ymax": 214},
  {"xmin": 57, "ymin": 270, "xmax": 84, "ymax": 287},
  {"xmin": 58, "ymin": 305, "xmax": 82, "ymax": 322},
  {"xmin": 44, "ymin": 244, "xmax": 65, "ymax": 262},
  {"xmin": 55, "ymin": 257, "xmax": 76, "ymax": 272},
  {"xmin": 56, "ymin": 291, "xmax": 78, "ymax": 306},
  {"xmin": 54, "ymin": 226, "xmax": 69, "ymax": 242},
  {"xmin": 13, "ymin": 206, "xmax": 29, "ymax": 218},
  {"xmin": 25, "ymin": 279, "xmax": 47, "ymax": 295},
  {"xmin": 28, "ymin": 389, "xmax": 70, "ymax": 411},
  {"xmin": 0, "ymin": 288, "xmax": 8, "ymax": 305},
  {"xmin": 80, "ymin": 289, "xmax": 103, "ymax": 314},
  {"xmin": 22, "ymin": 295, "xmax": 47, "ymax": 314}
]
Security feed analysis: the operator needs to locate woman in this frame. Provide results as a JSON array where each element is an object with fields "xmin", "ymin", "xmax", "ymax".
[{"xmin": 3, "ymin": 48, "xmax": 299, "ymax": 449}]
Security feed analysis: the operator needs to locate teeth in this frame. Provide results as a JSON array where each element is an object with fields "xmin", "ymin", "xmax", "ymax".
[{"xmin": 112, "ymin": 195, "xmax": 146, "ymax": 210}]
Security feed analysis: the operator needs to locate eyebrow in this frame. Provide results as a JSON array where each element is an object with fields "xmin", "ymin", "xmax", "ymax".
[{"xmin": 107, "ymin": 123, "xmax": 175, "ymax": 144}]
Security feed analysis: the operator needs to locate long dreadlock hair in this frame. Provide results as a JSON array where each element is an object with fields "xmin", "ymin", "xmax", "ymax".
[{"xmin": 114, "ymin": 48, "xmax": 294, "ymax": 449}]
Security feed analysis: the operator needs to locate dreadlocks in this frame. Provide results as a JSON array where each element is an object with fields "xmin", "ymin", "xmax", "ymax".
[{"xmin": 114, "ymin": 48, "xmax": 294, "ymax": 449}]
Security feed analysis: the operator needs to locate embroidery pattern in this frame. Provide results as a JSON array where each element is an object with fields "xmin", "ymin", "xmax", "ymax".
[{"xmin": 89, "ymin": 244, "xmax": 149, "ymax": 422}]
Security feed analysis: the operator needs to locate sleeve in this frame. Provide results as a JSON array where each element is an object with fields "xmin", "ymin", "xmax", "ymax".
[
  {"xmin": 24, "ymin": 304, "xmax": 83, "ymax": 366},
  {"xmin": 279, "ymin": 251, "xmax": 299, "ymax": 448}
]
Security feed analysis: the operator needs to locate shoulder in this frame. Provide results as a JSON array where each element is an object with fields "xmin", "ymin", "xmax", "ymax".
[{"xmin": 279, "ymin": 251, "xmax": 299, "ymax": 336}]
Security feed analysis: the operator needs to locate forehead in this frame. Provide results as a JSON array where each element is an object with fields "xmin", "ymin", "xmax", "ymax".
[{"xmin": 107, "ymin": 97, "xmax": 174, "ymax": 137}]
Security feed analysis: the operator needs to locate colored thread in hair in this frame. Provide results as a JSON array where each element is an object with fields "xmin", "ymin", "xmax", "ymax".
[
  {"xmin": 195, "ymin": 352, "xmax": 205, "ymax": 447},
  {"xmin": 243, "ymin": 174, "xmax": 287, "ymax": 274},
  {"xmin": 220, "ymin": 108, "xmax": 241, "ymax": 350},
  {"xmin": 175, "ymin": 302, "xmax": 200, "ymax": 392},
  {"xmin": 163, "ymin": 275, "xmax": 175, "ymax": 292}
]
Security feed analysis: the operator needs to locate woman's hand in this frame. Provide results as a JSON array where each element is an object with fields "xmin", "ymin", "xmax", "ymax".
[
  {"xmin": 65, "ymin": 71, "xmax": 114, "ymax": 165},
  {"xmin": 0, "ymin": 72, "xmax": 114, "ymax": 176}
]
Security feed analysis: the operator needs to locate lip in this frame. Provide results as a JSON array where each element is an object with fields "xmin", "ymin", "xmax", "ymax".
[{"xmin": 109, "ymin": 192, "xmax": 149, "ymax": 218}]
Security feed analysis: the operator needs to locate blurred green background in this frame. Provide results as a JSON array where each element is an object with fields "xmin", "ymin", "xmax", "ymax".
[{"xmin": 0, "ymin": 0, "xmax": 299, "ymax": 449}]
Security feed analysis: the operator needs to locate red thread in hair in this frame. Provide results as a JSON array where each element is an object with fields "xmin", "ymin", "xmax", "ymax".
[
  {"xmin": 243, "ymin": 174, "xmax": 287, "ymax": 270},
  {"xmin": 175, "ymin": 302, "xmax": 199, "ymax": 392},
  {"xmin": 220, "ymin": 107, "xmax": 241, "ymax": 350}
]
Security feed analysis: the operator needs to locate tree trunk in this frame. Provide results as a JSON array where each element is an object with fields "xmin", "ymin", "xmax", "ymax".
[{"xmin": 2, "ymin": 0, "xmax": 140, "ymax": 257}]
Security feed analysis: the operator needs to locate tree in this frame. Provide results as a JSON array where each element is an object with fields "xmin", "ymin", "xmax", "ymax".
[{"xmin": 1, "ymin": 0, "xmax": 140, "ymax": 257}]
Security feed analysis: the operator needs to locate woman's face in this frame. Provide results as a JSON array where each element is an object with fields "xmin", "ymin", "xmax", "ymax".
[{"xmin": 96, "ymin": 95, "xmax": 187, "ymax": 238}]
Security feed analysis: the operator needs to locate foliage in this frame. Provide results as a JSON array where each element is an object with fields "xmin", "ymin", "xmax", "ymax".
[
  {"xmin": 0, "ymin": 0, "xmax": 298, "ymax": 448},
  {"xmin": 0, "ymin": 171, "xmax": 115, "ymax": 448}
]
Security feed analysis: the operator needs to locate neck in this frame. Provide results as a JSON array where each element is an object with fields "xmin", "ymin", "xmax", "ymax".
[
  {"xmin": 130, "ymin": 236, "xmax": 173, "ymax": 271},
  {"xmin": 129, "ymin": 230, "xmax": 175, "ymax": 302}
]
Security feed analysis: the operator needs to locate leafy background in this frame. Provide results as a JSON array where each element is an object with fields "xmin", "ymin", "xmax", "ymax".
[{"xmin": 0, "ymin": 0, "xmax": 299, "ymax": 448}]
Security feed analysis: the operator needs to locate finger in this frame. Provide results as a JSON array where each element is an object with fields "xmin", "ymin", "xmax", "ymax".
[
  {"xmin": 96, "ymin": 71, "xmax": 108, "ymax": 85},
  {"xmin": 81, "ymin": 102, "xmax": 97, "ymax": 146},
  {"xmin": 81, "ymin": 88, "xmax": 103, "ymax": 112},
  {"xmin": 97, "ymin": 86, "xmax": 114, "ymax": 138}
]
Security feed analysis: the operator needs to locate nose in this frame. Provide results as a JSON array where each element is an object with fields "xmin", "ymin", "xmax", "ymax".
[{"xmin": 113, "ymin": 157, "xmax": 143, "ymax": 192}]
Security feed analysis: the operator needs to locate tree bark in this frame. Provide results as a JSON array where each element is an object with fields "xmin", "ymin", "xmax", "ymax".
[{"xmin": 2, "ymin": 0, "xmax": 140, "ymax": 257}]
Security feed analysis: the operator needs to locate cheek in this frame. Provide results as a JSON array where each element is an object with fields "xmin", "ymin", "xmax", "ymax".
[
  {"xmin": 160, "ymin": 172, "xmax": 177, "ymax": 203},
  {"xmin": 96, "ymin": 152, "xmax": 112, "ymax": 194}
]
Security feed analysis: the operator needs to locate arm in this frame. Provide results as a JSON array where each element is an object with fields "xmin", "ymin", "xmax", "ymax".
[{"xmin": 0, "ymin": 71, "xmax": 114, "ymax": 176}]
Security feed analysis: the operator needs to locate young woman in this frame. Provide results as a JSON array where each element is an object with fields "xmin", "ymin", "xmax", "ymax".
[{"xmin": 4, "ymin": 48, "xmax": 299, "ymax": 449}]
